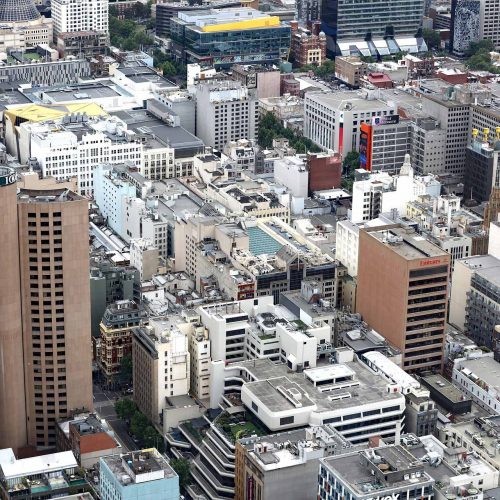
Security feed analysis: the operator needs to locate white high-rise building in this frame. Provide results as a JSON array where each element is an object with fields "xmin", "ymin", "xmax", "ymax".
[
  {"xmin": 195, "ymin": 80, "xmax": 259, "ymax": 151},
  {"xmin": 479, "ymin": 0, "xmax": 500, "ymax": 49},
  {"xmin": 51, "ymin": 0, "xmax": 108, "ymax": 38}
]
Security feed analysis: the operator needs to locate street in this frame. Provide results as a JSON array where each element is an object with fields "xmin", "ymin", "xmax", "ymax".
[{"xmin": 93, "ymin": 384, "xmax": 138, "ymax": 452}]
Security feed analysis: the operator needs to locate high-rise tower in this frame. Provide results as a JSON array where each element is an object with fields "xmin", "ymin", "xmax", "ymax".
[
  {"xmin": 0, "ymin": 167, "xmax": 27, "ymax": 453},
  {"xmin": 17, "ymin": 188, "xmax": 93, "ymax": 449}
]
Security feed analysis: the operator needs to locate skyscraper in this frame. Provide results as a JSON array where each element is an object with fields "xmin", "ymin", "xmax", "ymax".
[
  {"xmin": 320, "ymin": 0, "xmax": 424, "ymax": 45},
  {"xmin": 0, "ymin": 167, "xmax": 27, "ymax": 453},
  {"xmin": 0, "ymin": 173, "xmax": 93, "ymax": 452},
  {"xmin": 356, "ymin": 224, "xmax": 450, "ymax": 374}
]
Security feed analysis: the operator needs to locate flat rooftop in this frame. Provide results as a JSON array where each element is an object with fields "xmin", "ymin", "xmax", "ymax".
[
  {"xmin": 421, "ymin": 374, "xmax": 467, "ymax": 404},
  {"xmin": 238, "ymin": 358, "xmax": 403, "ymax": 413},
  {"xmin": 458, "ymin": 357, "xmax": 500, "ymax": 389},
  {"xmin": 101, "ymin": 449, "xmax": 176, "ymax": 485},
  {"xmin": 365, "ymin": 225, "xmax": 448, "ymax": 260},
  {"xmin": 17, "ymin": 188, "xmax": 83, "ymax": 203},
  {"xmin": 322, "ymin": 446, "xmax": 432, "ymax": 495},
  {"xmin": 306, "ymin": 90, "xmax": 394, "ymax": 111}
]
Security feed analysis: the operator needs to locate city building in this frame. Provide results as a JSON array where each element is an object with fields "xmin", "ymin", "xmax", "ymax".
[
  {"xmin": 195, "ymin": 80, "xmax": 259, "ymax": 150},
  {"xmin": 464, "ymin": 131, "xmax": 500, "ymax": 203},
  {"xmin": 320, "ymin": 0, "xmax": 425, "ymax": 44},
  {"xmin": 0, "ymin": 167, "xmax": 28, "ymax": 452},
  {"xmin": 130, "ymin": 239, "xmax": 161, "ymax": 282},
  {"xmin": 56, "ymin": 412, "xmax": 120, "ymax": 467},
  {"xmin": 132, "ymin": 319, "xmax": 190, "ymax": 427},
  {"xmin": 99, "ymin": 449, "xmax": 179, "ymax": 500},
  {"xmin": 478, "ymin": 0, "xmax": 500, "ymax": 50},
  {"xmin": 410, "ymin": 117, "xmax": 447, "ymax": 176},
  {"xmin": 359, "ymin": 115, "xmax": 411, "ymax": 173},
  {"xmin": 155, "ymin": 0, "xmax": 240, "ymax": 38},
  {"xmin": 0, "ymin": 449, "xmax": 88, "ymax": 499},
  {"xmin": 232, "ymin": 64, "xmax": 281, "ymax": 99},
  {"xmin": 334, "ymin": 56, "xmax": 368, "ymax": 88},
  {"xmin": 0, "ymin": 187, "xmax": 94, "ymax": 451},
  {"xmin": 356, "ymin": 224, "xmax": 450, "ymax": 373},
  {"xmin": 304, "ymin": 90, "xmax": 397, "ymax": 154},
  {"xmin": 440, "ymin": 416, "xmax": 500, "ymax": 471},
  {"xmin": 449, "ymin": 254, "xmax": 500, "ymax": 358},
  {"xmin": 452, "ymin": 354, "xmax": 500, "ymax": 414},
  {"xmin": 361, "ymin": 351, "xmax": 438, "ymax": 436},
  {"xmin": 210, "ymin": 355, "xmax": 406, "ymax": 442},
  {"xmin": 56, "ymin": 31, "xmax": 108, "ymax": 58},
  {"xmin": 290, "ymin": 21, "xmax": 327, "ymax": 67},
  {"xmin": 350, "ymin": 161, "xmax": 441, "ymax": 223},
  {"xmin": 0, "ymin": 0, "xmax": 53, "ymax": 52},
  {"xmin": 51, "ymin": 0, "xmax": 109, "ymax": 42},
  {"xmin": 90, "ymin": 254, "xmax": 137, "ymax": 337},
  {"xmin": 318, "ymin": 445, "xmax": 435, "ymax": 500},
  {"xmin": 235, "ymin": 426, "xmax": 362, "ymax": 500},
  {"xmin": 0, "ymin": 58, "xmax": 90, "ymax": 86},
  {"xmin": 451, "ymin": 0, "xmax": 481, "ymax": 56},
  {"xmin": 170, "ymin": 8, "xmax": 291, "ymax": 68},
  {"xmin": 98, "ymin": 300, "xmax": 147, "ymax": 386},
  {"xmin": 421, "ymin": 92, "xmax": 472, "ymax": 178},
  {"xmin": 420, "ymin": 373, "xmax": 472, "ymax": 415}
]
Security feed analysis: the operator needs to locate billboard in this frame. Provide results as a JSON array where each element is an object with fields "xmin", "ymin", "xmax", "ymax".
[
  {"xmin": 359, "ymin": 122, "xmax": 372, "ymax": 171},
  {"xmin": 371, "ymin": 114, "xmax": 400, "ymax": 126}
]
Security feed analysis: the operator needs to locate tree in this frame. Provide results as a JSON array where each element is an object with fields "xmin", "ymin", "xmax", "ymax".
[
  {"xmin": 143, "ymin": 426, "xmax": 160, "ymax": 448},
  {"xmin": 314, "ymin": 59, "xmax": 335, "ymax": 77},
  {"xmin": 130, "ymin": 411, "xmax": 149, "ymax": 440},
  {"xmin": 422, "ymin": 28, "xmax": 441, "ymax": 50},
  {"xmin": 342, "ymin": 151, "xmax": 360, "ymax": 175},
  {"xmin": 170, "ymin": 458, "xmax": 191, "ymax": 489},
  {"xmin": 115, "ymin": 398, "xmax": 137, "ymax": 421},
  {"xmin": 119, "ymin": 354, "xmax": 133, "ymax": 385},
  {"xmin": 161, "ymin": 61, "xmax": 177, "ymax": 77}
]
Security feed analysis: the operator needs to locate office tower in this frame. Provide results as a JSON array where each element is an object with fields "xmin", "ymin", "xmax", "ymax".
[
  {"xmin": 17, "ymin": 188, "xmax": 93, "ymax": 449},
  {"xmin": 195, "ymin": 80, "xmax": 259, "ymax": 151},
  {"xmin": 450, "ymin": 0, "xmax": 480, "ymax": 56},
  {"xmin": 356, "ymin": 224, "xmax": 450, "ymax": 373},
  {"xmin": 170, "ymin": 7, "xmax": 291, "ymax": 68},
  {"xmin": 463, "ymin": 131, "xmax": 500, "ymax": 203},
  {"xmin": 304, "ymin": 91, "xmax": 397, "ymax": 154},
  {"xmin": 320, "ymin": 0, "xmax": 424, "ymax": 44},
  {"xmin": 0, "ymin": 167, "xmax": 27, "ymax": 453},
  {"xmin": 51, "ymin": 0, "xmax": 108, "ymax": 39},
  {"xmin": 479, "ymin": 0, "xmax": 500, "ymax": 49}
]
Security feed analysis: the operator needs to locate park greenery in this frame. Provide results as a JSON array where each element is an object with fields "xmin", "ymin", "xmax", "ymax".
[
  {"xmin": 109, "ymin": 7, "xmax": 154, "ymax": 51},
  {"xmin": 422, "ymin": 28, "xmax": 441, "ymax": 51},
  {"xmin": 295, "ymin": 59, "xmax": 336, "ymax": 77},
  {"xmin": 115, "ymin": 399, "xmax": 165, "ymax": 451},
  {"xmin": 258, "ymin": 112, "xmax": 322, "ymax": 153},
  {"xmin": 153, "ymin": 49, "xmax": 186, "ymax": 79},
  {"xmin": 341, "ymin": 151, "xmax": 360, "ymax": 191},
  {"xmin": 466, "ymin": 40, "xmax": 500, "ymax": 73}
]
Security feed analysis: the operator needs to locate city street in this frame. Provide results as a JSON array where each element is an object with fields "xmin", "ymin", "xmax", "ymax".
[{"xmin": 93, "ymin": 384, "xmax": 138, "ymax": 452}]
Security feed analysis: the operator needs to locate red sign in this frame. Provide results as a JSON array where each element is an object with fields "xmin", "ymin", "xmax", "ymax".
[{"xmin": 420, "ymin": 259, "xmax": 441, "ymax": 266}]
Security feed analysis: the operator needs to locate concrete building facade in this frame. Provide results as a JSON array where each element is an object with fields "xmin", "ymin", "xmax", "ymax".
[{"xmin": 356, "ymin": 224, "xmax": 450, "ymax": 373}]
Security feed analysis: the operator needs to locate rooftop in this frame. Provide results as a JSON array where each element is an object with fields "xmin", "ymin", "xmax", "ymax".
[
  {"xmin": 17, "ymin": 188, "xmax": 84, "ymax": 203},
  {"xmin": 237, "ymin": 357, "xmax": 403, "ymax": 413},
  {"xmin": 321, "ymin": 445, "xmax": 433, "ymax": 495},
  {"xmin": 457, "ymin": 357, "xmax": 500, "ymax": 392},
  {"xmin": 101, "ymin": 449, "xmax": 177, "ymax": 486},
  {"xmin": 0, "ymin": 451, "xmax": 77, "ymax": 480},
  {"xmin": 364, "ymin": 224, "xmax": 449, "ymax": 261},
  {"xmin": 421, "ymin": 374, "xmax": 468, "ymax": 404}
]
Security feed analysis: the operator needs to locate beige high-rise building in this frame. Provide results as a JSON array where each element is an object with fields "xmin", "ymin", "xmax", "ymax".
[
  {"xmin": 0, "ymin": 167, "xmax": 27, "ymax": 453},
  {"xmin": 0, "ymin": 173, "xmax": 93, "ymax": 452},
  {"xmin": 17, "ymin": 188, "xmax": 93, "ymax": 450},
  {"xmin": 356, "ymin": 224, "xmax": 450, "ymax": 374}
]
